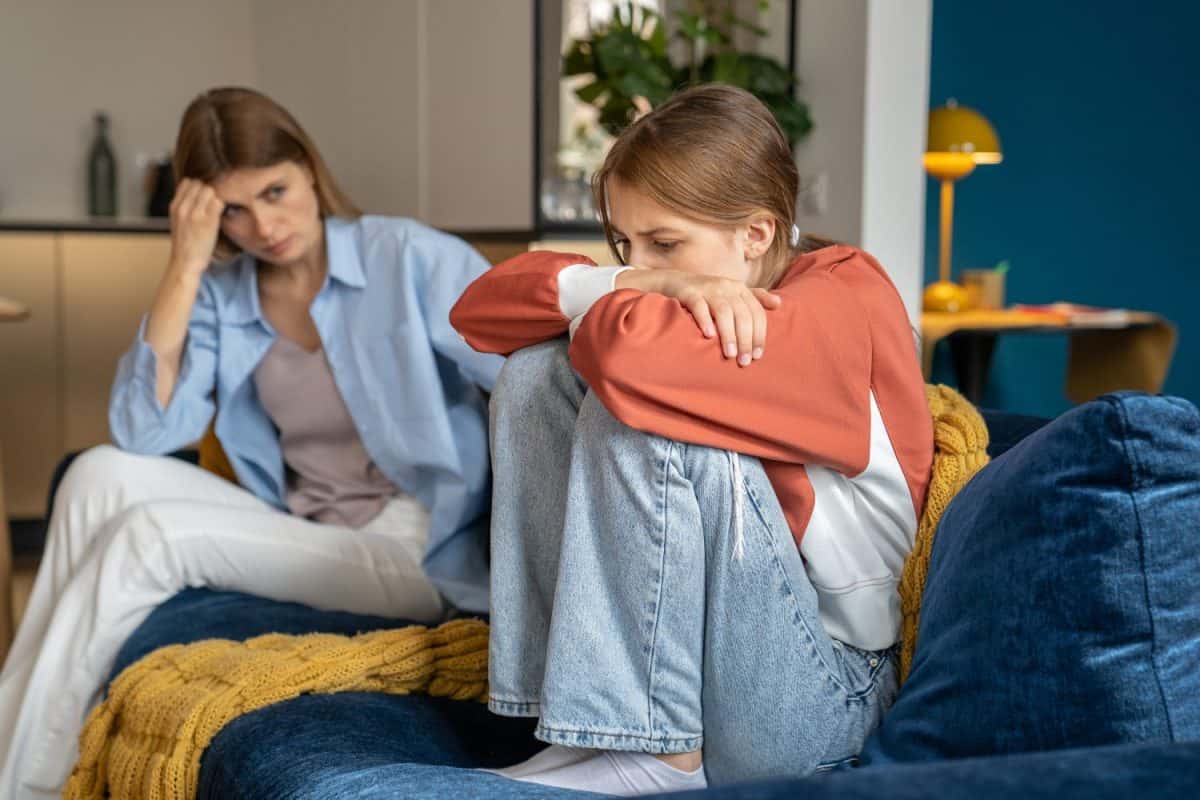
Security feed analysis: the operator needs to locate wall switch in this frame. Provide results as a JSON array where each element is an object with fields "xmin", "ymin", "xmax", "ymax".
[{"xmin": 798, "ymin": 171, "xmax": 829, "ymax": 216}]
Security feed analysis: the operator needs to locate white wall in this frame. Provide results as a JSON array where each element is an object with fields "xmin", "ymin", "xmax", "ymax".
[
  {"xmin": 0, "ymin": 0, "xmax": 258, "ymax": 218},
  {"xmin": 251, "ymin": 0, "xmax": 424, "ymax": 219},
  {"xmin": 425, "ymin": 0, "xmax": 534, "ymax": 230},
  {"xmin": 0, "ymin": 0, "xmax": 535, "ymax": 229},
  {"xmin": 860, "ymin": 0, "xmax": 931, "ymax": 322},
  {"xmin": 793, "ymin": 0, "xmax": 868, "ymax": 245},
  {"xmin": 793, "ymin": 0, "xmax": 931, "ymax": 320}
]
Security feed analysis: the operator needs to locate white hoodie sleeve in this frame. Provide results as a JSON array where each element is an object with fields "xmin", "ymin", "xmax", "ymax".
[{"xmin": 556, "ymin": 263, "xmax": 633, "ymax": 338}]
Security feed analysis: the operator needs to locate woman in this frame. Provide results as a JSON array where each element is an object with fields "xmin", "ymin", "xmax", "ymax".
[
  {"xmin": 0, "ymin": 87, "xmax": 502, "ymax": 798},
  {"xmin": 451, "ymin": 85, "xmax": 933, "ymax": 795}
]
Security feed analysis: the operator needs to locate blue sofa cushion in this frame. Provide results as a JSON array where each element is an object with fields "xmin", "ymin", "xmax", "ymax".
[
  {"xmin": 690, "ymin": 741, "xmax": 1200, "ymax": 800},
  {"xmin": 109, "ymin": 589, "xmax": 603, "ymax": 799},
  {"xmin": 863, "ymin": 392, "xmax": 1200, "ymax": 764},
  {"xmin": 114, "ymin": 594, "xmax": 1200, "ymax": 799}
]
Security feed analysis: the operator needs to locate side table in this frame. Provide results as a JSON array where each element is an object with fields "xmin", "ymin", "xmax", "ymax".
[{"xmin": 921, "ymin": 308, "xmax": 1177, "ymax": 406}]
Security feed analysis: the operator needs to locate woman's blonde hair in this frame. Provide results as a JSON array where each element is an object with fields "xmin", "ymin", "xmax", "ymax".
[
  {"xmin": 592, "ymin": 84, "xmax": 801, "ymax": 288},
  {"xmin": 173, "ymin": 87, "xmax": 359, "ymax": 258}
]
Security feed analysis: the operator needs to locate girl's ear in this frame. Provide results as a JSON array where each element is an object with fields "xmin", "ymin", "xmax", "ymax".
[{"xmin": 743, "ymin": 213, "xmax": 777, "ymax": 261}]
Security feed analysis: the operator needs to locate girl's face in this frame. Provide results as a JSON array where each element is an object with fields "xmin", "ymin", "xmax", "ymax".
[
  {"xmin": 212, "ymin": 161, "xmax": 323, "ymax": 268},
  {"xmin": 606, "ymin": 177, "xmax": 777, "ymax": 287}
]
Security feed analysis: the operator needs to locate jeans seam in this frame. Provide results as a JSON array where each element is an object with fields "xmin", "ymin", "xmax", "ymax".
[
  {"xmin": 741, "ymin": 477, "xmax": 861, "ymax": 699},
  {"xmin": 644, "ymin": 439, "xmax": 674, "ymax": 736}
]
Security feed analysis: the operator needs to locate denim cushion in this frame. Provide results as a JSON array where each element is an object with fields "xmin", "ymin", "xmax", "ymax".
[
  {"xmin": 689, "ymin": 742, "xmax": 1200, "ymax": 800},
  {"xmin": 863, "ymin": 392, "xmax": 1200, "ymax": 763},
  {"xmin": 113, "ymin": 589, "xmax": 585, "ymax": 799},
  {"xmin": 115, "ymin": 592, "xmax": 1200, "ymax": 799}
]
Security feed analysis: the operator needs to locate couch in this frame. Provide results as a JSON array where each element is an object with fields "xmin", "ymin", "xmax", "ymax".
[{"xmin": 92, "ymin": 394, "xmax": 1200, "ymax": 797}]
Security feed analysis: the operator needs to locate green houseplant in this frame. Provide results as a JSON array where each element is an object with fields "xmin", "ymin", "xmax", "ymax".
[{"xmin": 561, "ymin": 1, "xmax": 812, "ymax": 147}]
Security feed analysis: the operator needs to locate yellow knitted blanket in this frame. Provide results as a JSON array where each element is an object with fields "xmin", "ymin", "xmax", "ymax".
[
  {"xmin": 65, "ymin": 385, "xmax": 986, "ymax": 800},
  {"xmin": 64, "ymin": 619, "xmax": 489, "ymax": 800},
  {"xmin": 897, "ymin": 384, "xmax": 990, "ymax": 680}
]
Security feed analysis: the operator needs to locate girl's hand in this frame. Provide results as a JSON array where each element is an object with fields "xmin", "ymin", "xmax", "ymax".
[
  {"xmin": 616, "ymin": 269, "xmax": 783, "ymax": 366},
  {"xmin": 168, "ymin": 178, "xmax": 225, "ymax": 278}
]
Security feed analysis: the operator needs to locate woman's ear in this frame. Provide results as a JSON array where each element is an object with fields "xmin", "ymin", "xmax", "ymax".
[{"xmin": 743, "ymin": 214, "xmax": 777, "ymax": 261}]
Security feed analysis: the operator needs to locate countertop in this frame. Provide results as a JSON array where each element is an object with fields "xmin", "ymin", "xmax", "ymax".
[
  {"xmin": 0, "ymin": 216, "xmax": 170, "ymax": 234},
  {"xmin": 0, "ymin": 217, "xmax": 542, "ymax": 240}
]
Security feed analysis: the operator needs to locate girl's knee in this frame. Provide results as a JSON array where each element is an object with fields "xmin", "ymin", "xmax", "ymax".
[
  {"xmin": 576, "ymin": 392, "xmax": 657, "ymax": 450},
  {"xmin": 492, "ymin": 338, "xmax": 573, "ymax": 409}
]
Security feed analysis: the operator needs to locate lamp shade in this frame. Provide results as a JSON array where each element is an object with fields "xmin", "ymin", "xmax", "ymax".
[{"xmin": 927, "ymin": 100, "xmax": 1002, "ymax": 163}]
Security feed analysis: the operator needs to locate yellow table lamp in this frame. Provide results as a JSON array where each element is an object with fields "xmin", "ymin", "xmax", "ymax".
[{"xmin": 923, "ymin": 100, "xmax": 1003, "ymax": 311}]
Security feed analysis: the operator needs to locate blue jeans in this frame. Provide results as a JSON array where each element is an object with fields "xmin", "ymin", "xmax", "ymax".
[{"xmin": 487, "ymin": 339, "xmax": 898, "ymax": 785}]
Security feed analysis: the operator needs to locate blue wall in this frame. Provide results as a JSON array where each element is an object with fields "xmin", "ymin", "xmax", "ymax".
[{"xmin": 927, "ymin": 0, "xmax": 1200, "ymax": 416}]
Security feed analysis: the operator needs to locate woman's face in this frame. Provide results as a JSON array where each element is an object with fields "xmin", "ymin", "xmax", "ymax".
[
  {"xmin": 605, "ymin": 177, "xmax": 776, "ymax": 287},
  {"xmin": 212, "ymin": 161, "xmax": 323, "ymax": 267}
]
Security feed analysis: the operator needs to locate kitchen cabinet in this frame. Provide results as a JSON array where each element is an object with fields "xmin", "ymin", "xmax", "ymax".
[
  {"xmin": 60, "ymin": 234, "xmax": 172, "ymax": 453},
  {"xmin": 0, "ymin": 233, "xmax": 60, "ymax": 517},
  {"xmin": 0, "ymin": 229, "xmax": 169, "ymax": 516}
]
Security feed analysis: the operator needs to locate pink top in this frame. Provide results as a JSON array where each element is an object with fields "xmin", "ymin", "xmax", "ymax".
[{"xmin": 253, "ymin": 336, "xmax": 397, "ymax": 528}]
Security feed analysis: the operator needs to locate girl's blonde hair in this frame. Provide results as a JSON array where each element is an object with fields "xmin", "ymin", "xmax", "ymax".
[
  {"xmin": 173, "ymin": 87, "xmax": 359, "ymax": 258},
  {"xmin": 592, "ymin": 84, "xmax": 801, "ymax": 288}
]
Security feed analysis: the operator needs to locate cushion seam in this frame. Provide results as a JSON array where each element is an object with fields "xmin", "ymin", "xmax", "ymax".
[{"xmin": 1113, "ymin": 396, "xmax": 1174, "ymax": 740}]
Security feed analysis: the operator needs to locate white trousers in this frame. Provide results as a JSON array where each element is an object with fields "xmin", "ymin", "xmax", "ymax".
[{"xmin": 0, "ymin": 445, "xmax": 443, "ymax": 800}]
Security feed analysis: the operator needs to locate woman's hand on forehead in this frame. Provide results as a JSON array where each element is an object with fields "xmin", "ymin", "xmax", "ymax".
[{"xmin": 168, "ymin": 178, "xmax": 225, "ymax": 277}]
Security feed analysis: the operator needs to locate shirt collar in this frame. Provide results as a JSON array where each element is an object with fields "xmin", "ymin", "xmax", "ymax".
[
  {"xmin": 325, "ymin": 216, "xmax": 365, "ymax": 289},
  {"xmin": 221, "ymin": 216, "xmax": 363, "ymax": 325}
]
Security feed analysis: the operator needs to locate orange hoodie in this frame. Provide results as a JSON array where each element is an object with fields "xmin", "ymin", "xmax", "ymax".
[{"xmin": 451, "ymin": 245, "xmax": 933, "ymax": 649}]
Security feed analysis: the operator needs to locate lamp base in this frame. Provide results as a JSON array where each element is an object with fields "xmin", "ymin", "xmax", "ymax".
[{"xmin": 923, "ymin": 280, "xmax": 970, "ymax": 313}]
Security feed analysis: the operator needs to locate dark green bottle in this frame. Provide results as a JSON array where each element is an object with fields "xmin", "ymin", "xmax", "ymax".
[{"xmin": 87, "ymin": 112, "xmax": 117, "ymax": 216}]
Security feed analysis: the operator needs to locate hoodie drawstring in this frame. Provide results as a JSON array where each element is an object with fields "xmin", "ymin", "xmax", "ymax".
[{"xmin": 728, "ymin": 451, "xmax": 745, "ymax": 562}]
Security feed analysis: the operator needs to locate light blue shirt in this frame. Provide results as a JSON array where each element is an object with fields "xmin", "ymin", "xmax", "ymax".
[{"xmin": 110, "ymin": 216, "xmax": 504, "ymax": 611}]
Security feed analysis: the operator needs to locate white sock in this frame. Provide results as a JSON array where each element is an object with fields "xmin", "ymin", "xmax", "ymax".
[
  {"xmin": 480, "ymin": 744, "xmax": 592, "ymax": 778},
  {"xmin": 513, "ymin": 750, "xmax": 707, "ymax": 797}
]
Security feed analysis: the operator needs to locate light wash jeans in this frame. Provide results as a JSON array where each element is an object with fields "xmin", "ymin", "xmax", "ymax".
[{"xmin": 487, "ymin": 339, "xmax": 899, "ymax": 786}]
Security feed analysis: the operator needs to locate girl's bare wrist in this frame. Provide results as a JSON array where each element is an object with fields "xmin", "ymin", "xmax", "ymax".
[{"xmin": 615, "ymin": 268, "xmax": 667, "ymax": 295}]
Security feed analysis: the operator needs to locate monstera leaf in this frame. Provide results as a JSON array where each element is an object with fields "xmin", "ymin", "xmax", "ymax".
[
  {"xmin": 563, "ymin": 1, "xmax": 812, "ymax": 146},
  {"xmin": 564, "ymin": 3, "xmax": 674, "ymax": 136}
]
